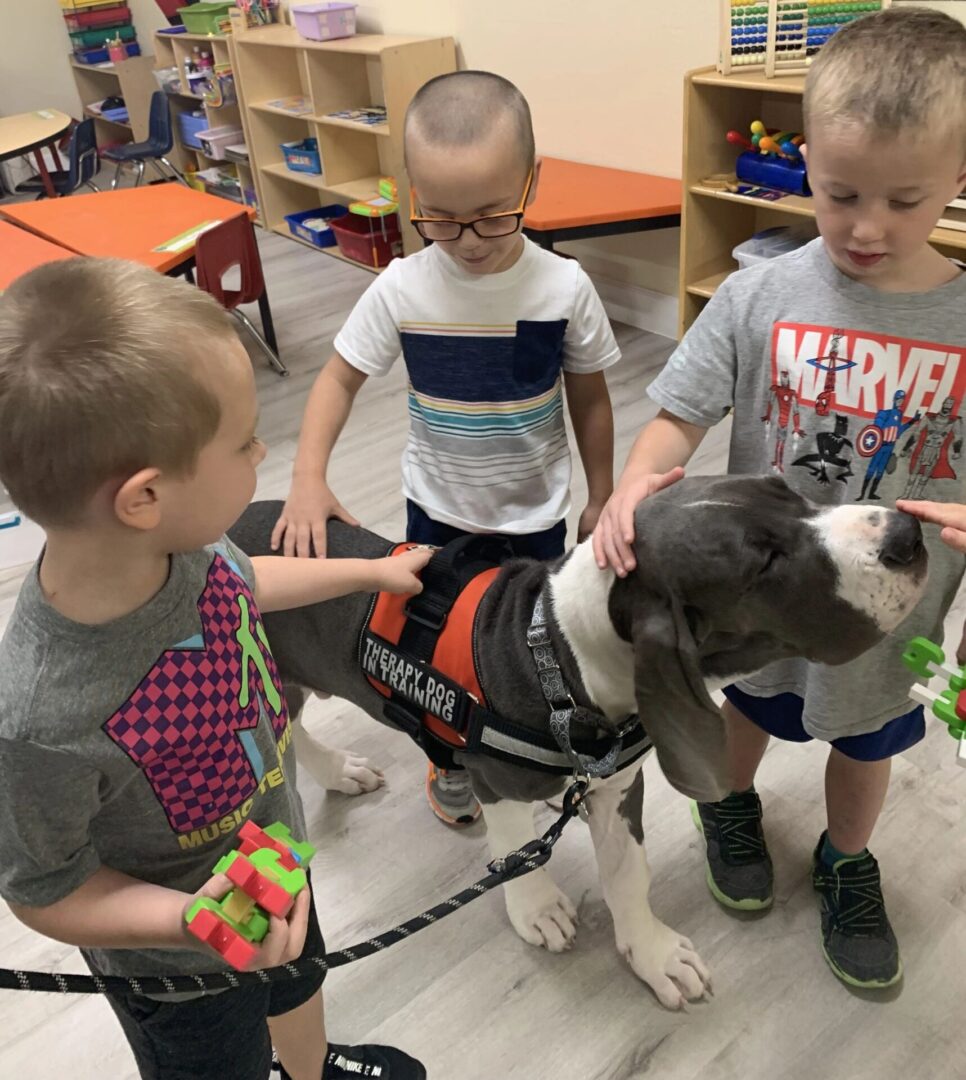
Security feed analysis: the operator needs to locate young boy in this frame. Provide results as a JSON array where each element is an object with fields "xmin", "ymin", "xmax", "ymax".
[
  {"xmin": 594, "ymin": 8, "xmax": 966, "ymax": 989},
  {"xmin": 272, "ymin": 71, "xmax": 620, "ymax": 826},
  {"xmin": 0, "ymin": 259, "xmax": 433, "ymax": 1080}
]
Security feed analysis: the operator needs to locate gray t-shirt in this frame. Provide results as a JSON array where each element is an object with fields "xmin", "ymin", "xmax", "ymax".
[
  {"xmin": 650, "ymin": 238, "xmax": 966, "ymax": 740},
  {"xmin": 0, "ymin": 540, "xmax": 307, "ymax": 978}
]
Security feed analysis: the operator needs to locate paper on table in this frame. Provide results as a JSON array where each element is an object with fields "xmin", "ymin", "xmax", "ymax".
[{"xmin": 153, "ymin": 219, "xmax": 222, "ymax": 254}]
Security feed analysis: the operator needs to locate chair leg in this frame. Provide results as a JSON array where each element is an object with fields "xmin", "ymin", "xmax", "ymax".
[
  {"xmin": 84, "ymin": 180, "xmax": 100, "ymax": 193},
  {"xmin": 149, "ymin": 159, "xmax": 169, "ymax": 182},
  {"xmin": 159, "ymin": 157, "xmax": 189, "ymax": 187},
  {"xmin": 134, "ymin": 161, "xmax": 145, "ymax": 188},
  {"xmin": 231, "ymin": 309, "xmax": 289, "ymax": 377},
  {"xmin": 256, "ymin": 288, "xmax": 279, "ymax": 355},
  {"xmin": 111, "ymin": 161, "xmax": 124, "ymax": 190}
]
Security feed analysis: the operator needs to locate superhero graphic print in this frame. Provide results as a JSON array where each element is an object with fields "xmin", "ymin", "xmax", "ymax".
[
  {"xmin": 102, "ymin": 551, "xmax": 289, "ymax": 835},
  {"xmin": 767, "ymin": 322, "xmax": 966, "ymax": 502}
]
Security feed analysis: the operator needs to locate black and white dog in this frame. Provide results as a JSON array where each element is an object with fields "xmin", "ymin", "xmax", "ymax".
[{"xmin": 231, "ymin": 475, "xmax": 927, "ymax": 1008}]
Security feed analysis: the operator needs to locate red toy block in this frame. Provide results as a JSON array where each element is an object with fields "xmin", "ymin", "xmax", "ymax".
[
  {"xmin": 956, "ymin": 689, "xmax": 966, "ymax": 723},
  {"xmin": 187, "ymin": 907, "xmax": 258, "ymax": 970},
  {"xmin": 237, "ymin": 821, "xmax": 298, "ymax": 872},
  {"xmin": 224, "ymin": 853, "xmax": 296, "ymax": 918}
]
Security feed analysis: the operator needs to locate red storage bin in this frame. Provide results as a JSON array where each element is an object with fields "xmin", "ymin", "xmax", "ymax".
[
  {"xmin": 329, "ymin": 212, "xmax": 402, "ymax": 268},
  {"xmin": 63, "ymin": 4, "xmax": 131, "ymax": 29}
]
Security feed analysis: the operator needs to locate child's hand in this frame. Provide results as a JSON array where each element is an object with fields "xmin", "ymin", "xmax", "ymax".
[
  {"xmin": 577, "ymin": 500, "xmax": 606, "ymax": 543},
  {"xmin": 373, "ymin": 547, "xmax": 434, "ymax": 594},
  {"xmin": 182, "ymin": 872, "xmax": 311, "ymax": 971},
  {"xmin": 271, "ymin": 476, "xmax": 359, "ymax": 559},
  {"xmin": 896, "ymin": 499, "xmax": 966, "ymax": 555},
  {"xmin": 592, "ymin": 467, "xmax": 685, "ymax": 576}
]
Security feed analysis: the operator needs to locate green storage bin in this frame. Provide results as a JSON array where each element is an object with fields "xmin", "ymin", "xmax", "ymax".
[
  {"xmin": 69, "ymin": 24, "xmax": 136, "ymax": 48},
  {"xmin": 178, "ymin": 2, "xmax": 234, "ymax": 34}
]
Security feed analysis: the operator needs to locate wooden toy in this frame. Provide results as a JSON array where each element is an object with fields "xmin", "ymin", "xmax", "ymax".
[{"xmin": 719, "ymin": 0, "xmax": 892, "ymax": 77}]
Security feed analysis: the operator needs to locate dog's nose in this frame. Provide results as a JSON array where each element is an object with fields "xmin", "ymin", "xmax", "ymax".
[{"xmin": 879, "ymin": 512, "xmax": 925, "ymax": 568}]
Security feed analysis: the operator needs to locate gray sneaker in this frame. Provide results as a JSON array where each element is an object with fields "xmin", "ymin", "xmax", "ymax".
[
  {"xmin": 425, "ymin": 762, "xmax": 481, "ymax": 826},
  {"xmin": 691, "ymin": 790, "xmax": 773, "ymax": 910}
]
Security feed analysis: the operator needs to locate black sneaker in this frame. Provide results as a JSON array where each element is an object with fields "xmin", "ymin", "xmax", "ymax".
[
  {"xmin": 275, "ymin": 1042, "xmax": 427, "ymax": 1079},
  {"xmin": 811, "ymin": 831, "xmax": 902, "ymax": 988},
  {"xmin": 690, "ymin": 790, "xmax": 773, "ymax": 910}
]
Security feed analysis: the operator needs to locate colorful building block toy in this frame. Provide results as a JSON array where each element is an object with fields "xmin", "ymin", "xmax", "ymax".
[
  {"xmin": 901, "ymin": 636, "xmax": 966, "ymax": 768},
  {"xmin": 185, "ymin": 821, "xmax": 316, "ymax": 970}
]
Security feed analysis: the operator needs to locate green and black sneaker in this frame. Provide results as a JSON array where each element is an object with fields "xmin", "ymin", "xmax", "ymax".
[
  {"xmin": 811, "ymin": 831, "xmax": 902, "ymax": 989},
  {"xmin": 690, "ymin": 789, "xmax": 773, "ymax": 911}
]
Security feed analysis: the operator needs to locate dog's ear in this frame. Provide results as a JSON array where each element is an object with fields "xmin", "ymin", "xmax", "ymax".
[{"xmin": 630, "ymin": 589, "xmax": 731, "ymax": 803}]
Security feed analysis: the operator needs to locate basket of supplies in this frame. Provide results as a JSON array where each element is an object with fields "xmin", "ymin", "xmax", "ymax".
[
  {"xmin": 177, "ymin": 2, "xmax": 234, "ymax": 35},
  {"xmin": 284, "ymin": 205, "xmax": 349, "ymax": 248},
  {"xmin": 291, "ymin": 2, "xmax": 357, "ymax": 41},
  {"xmin": 330, "ymin": 200, "xmax": 402, "ymax": 268},
  {"xmin": 281, "ymin": 138, "xmax": 322, "ymax": 175}
]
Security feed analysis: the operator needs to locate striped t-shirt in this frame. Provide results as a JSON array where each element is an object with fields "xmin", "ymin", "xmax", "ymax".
[{"xmin": 334, "ymin": 238, "xmax": 620, "ymax": 533}]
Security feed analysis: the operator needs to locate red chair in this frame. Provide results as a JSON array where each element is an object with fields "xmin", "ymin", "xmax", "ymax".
[{"xmin": 194, "ymin": 215, "xmax": 287, "ymax": 377}]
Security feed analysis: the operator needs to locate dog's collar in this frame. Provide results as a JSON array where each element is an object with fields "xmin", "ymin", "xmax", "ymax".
[{"xmin": 527, "ymin": 591, "xmax": 639, "ymax": 779}]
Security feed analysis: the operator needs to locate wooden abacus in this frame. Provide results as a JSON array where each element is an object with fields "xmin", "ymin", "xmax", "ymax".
[{"xmin": 718, "ymin": 0, "xmax": 892, "ymax": 77}]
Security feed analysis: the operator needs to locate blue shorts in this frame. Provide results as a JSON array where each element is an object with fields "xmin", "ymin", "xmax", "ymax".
[
  {"xmin": 406, "ymin": 500, "xmax": 567, "ymax": 561},
  {"xmin": 723, "ymin": 685, "xmax": 926, "ymax": 762}
]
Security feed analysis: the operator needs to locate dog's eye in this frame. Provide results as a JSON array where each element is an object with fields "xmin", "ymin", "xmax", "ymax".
[{"xmin": 760, "ymin": 550, "xmax": 785, "ymax": 575}]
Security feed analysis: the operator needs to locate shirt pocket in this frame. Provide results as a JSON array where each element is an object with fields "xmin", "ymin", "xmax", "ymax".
[{"xmin": 513, "ymin": 319, "xmax": 568, "ymax": 389}]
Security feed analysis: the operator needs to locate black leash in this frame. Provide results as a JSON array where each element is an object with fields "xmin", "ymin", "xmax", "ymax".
[{"xmin": 0, "ymin": 780, "xmax": 589, "ymax": 998}]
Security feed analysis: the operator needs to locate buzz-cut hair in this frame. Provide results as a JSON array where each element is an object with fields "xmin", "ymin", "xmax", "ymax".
[
  {"xmin": 804, "ymin": 7, "xmax": 966, "ymax": 156},
  {"xmin": 404, "ymin": 70, "xmax": 535, "ymax": 172},
  {"xmin": 0, "ymin": 258, "xmax": 235, "ymax": 527}
]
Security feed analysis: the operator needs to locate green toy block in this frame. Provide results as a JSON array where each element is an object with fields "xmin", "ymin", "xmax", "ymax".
[
  {"xmin": 262, "ymin": 822, "xmax": 316, "ymax": 866},
  {"xmin": 186, "ymin": 894, "xmax": 270, "ymax": 945},
  {"xmin": 902, "ymin": 636, "xmax": 946, "ymax": 679}
]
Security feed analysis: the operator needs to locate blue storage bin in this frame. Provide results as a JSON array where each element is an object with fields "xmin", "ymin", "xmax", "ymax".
[
  {"xmin": 281, "ymin": 138, "xmax": 322, "ymax": 175},
  {"xmin": 74, "ymin": 41, "xmax": 141, "ymax": 64},
  {"xmin": 178, "ymin": 110, "xmax": 209, "ymax": 150},
  {"xmin": 284, "ymin": 205, "xmax": 349, "ymax": 248}
]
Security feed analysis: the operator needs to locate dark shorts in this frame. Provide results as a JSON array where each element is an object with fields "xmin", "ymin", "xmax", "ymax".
[
  {"xmin": 723, "ymin": 684, "xmax": 926, "ymax": 762},
  {"xmin": 91, "ymin": 878, "xmax": 326, "ymax": 1080},
  {"xmin": 406, "ymin": 500, "xmax": 567, "ymax": 561}
]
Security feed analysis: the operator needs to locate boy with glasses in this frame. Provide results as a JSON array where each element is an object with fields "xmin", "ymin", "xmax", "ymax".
[{"xmin": 273, "ymin": 71, "xmax": 620, "ymax": 827}]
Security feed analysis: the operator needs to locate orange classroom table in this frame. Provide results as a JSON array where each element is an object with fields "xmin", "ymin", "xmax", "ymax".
[
  {"xmin": 0, "ymin": 221, "xmax": 76, "ymax": 291},
  {"xmin": 0, "ymin": 184, "xmax": 252, "ymax": 275},
  {"xmin": 523, "ymin": 157, "xmax": 682, "ymax": 251}
]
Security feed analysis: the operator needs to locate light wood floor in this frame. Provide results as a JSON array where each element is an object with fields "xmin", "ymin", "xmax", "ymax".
[{"xmin": 0, "ymin": 216, "xmax": 964, "ymax": 1080}]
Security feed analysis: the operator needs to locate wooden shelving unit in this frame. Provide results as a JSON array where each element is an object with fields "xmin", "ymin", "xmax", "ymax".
[
  {"xmin": 678, "ymin": 66, "xmax": 966, "ymax": 337},
  {"xmin": 228, "ymin": 23, "xmax": 456, "ymax": 271},
  {"xmin": 153, "ymin": 30, "xmax": 251, "ymax": 209},
  {"xmin": 69, "ymin": 54, "xmax": 157, "ymax": 150}
]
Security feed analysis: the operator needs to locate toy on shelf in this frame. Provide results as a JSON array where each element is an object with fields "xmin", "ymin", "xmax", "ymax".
[
  {"xmin": 185, "ymin": 821, "xmax": 316, "ymax": 970},
  {"xmin": 719, "ymin": 0, "xmax": 891, "ymax": 77},
  {"xmin": 901, "ymin": 636, "xmax": 966, "ymax": 768},
  {"xmin": 727, "ymin": 120, "xmax": 810, "ymax": 195}
]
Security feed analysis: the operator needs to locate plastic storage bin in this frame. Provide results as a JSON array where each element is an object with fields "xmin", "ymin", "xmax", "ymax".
[
  {"xmin": 197, "ymin": 124, "xmax": 244, "ymax": 160},
  {"xmin": 70, "ymin": 24, "xmax": 136, "ymax": 48},
  {"xmin": 285, "ymin": 205, "xmax": 349, "ymax": 248},
  {"xmin": 63, "ymin": 5, "xmax": 130, "ymax": 30},
  {"xmin": 177, "ymin": 2, "xmax": 234, "ymax": 35},
  {"xmin": 178, "ymin": 110, "xmax": 209, "ymax": 149},
  {"xmin": 291, "ymin": 3, "xmax": 357, "ymax": 41},
  {"xmin": 74, "ymin": 41, "xmax": 140, "ymax": 63},
  {"xmin": 732, "ymin": 225, "xmax": 816, "ymax": 270},
  {"xmin": 154, "ymin": 66, "xmax": 183, "ymax": 94},
  {"xmin": 330, "ymin": 211, "xmax": 402, "ymax": 268},
  {"xmin": 281, "ymin": 138, "xmax": 322, "ymax": 174}
]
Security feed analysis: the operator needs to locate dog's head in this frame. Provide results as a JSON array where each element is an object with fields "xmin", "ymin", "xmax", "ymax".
[{"xmin": 610, "ymin": 475, "xmax": 928, "ymax": 802}]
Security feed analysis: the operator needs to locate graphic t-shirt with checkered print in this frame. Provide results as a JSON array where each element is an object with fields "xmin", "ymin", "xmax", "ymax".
[{"xmin": 0, "ymin": 539, "xmax": 307, "ymax": 978}]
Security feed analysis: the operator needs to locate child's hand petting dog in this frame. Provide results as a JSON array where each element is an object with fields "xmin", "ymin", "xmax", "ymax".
[{"xmin": 375, "ymin": 546, "xmax": 434, "ymax": 595}]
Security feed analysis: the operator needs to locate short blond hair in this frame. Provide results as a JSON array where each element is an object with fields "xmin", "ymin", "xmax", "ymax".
[
  {"xmin": 804, "ymin": 8, "xmax": 966, "ymax": 155},
  {"xmin": 0, "ymin": 258, "xmax": 234, "ymax": 526},
  {"xmin": 404, "ymin": 71, "xmax": 535, "ymax": 174}
]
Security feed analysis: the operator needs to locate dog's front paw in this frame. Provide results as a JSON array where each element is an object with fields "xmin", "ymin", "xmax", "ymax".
[
  {"xmin": 618, "ymin": 919, "xmax": 712, "ymax": 1010},
  {"xmin": 322, "ymin": 750, "xmax": 385, "ymax": 795},
  {"xmin": 505, "ymin": 871, "xmax": 578, "ymax": 952}
]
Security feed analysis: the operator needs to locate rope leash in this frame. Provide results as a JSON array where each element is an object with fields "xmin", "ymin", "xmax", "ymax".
[{"xmin": 0, "ymin": 780, "xmax": 589, "ymax": 998}]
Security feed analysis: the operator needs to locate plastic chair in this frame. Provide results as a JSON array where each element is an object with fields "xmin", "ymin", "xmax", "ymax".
[
  {"xmin": 102, "ymin": 91, "xmax": 187, "ymax": 190},
  {"xmin": 194, "ymin": 215, "xmax": 287, "ymax": 377},
  {"xmin": 17, "ymin": 119, "xmax": 100, "ymax": 199}
]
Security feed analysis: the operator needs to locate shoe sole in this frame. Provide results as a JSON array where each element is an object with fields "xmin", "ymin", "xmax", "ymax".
[
  {"xmin": 690, "ymin": 800, "xmax": 773, "ymax": 912},
  {"xmin": 425, "ymin": 767, "xmax": 481, "ymax": 827},
  {"xmin": 820, "ymin": 942, "xmax": 903, "ymax": 989}
]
